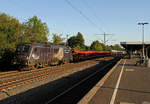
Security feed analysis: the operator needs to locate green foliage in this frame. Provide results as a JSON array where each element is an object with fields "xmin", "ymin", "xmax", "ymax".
[
  {"xmin": 90, "ymin": 40, "xmax": 103, "ymax": 51},
  {"xmin": 85, "ymin": 45, "xmax": 90, "ymax": 50},
  {"xmin": 0, "ymin": 13, "xmax": 22, "ymax": 61},
  {"xmin": 67, "ymin": 36, "xmax": 77, "ymax": 48},
  {"xmin": 105, "ymin": 45, "xmax": 111, "ymax": 51},
  {"xmin": 67, "ymin": 32, "xmax": 85, "ymax": 50},
  {"xmin": 22, "ymin": 16, "xmax": 49, "ymax": 42},
  {"xmin": 0, "ymin": 13, "xmax": 22, "ymax": 48},
  {"xmin": 76, "ymin": 32, "xmax": 85, "ymax": 46},
  {"xmin": 110, "ymin": 44, "xmax": 123, "ymax": 51},
  {"xmin": 0, "ymin": 49, "xmax": 15, "ymax": 64},
  {"xmin": 99, "ymin": 43, "xmax": 105, "ymax": 50},
  {"xmin": 73, "ymin": 44, "xmax": 82, "ymax": 50},
  {"xmin": 52, "ymin": 33, "xmax": 64, "ymax": 45},
  {"xmin": 0, "ymin": 13, "xmax": 50, "ymax": 66}
]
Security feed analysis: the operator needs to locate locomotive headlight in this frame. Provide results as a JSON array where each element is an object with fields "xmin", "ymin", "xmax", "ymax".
[{"xmin": 23, "ymin": 56, "xmax": 29, "ymax": 60}]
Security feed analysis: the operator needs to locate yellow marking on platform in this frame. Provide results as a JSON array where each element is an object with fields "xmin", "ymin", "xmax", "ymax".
[
  {"xmin": 120, "ymin": 102, "xmax": 135, "ymax": 104},
  {"xmin": 125, "ymin": 69, "xmax": 134, "ymax": 71}
]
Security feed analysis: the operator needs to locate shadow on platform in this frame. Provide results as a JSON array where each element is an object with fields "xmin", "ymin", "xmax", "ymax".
[{"xmin": 101, "ymin": 86, "xmax": 150, "ymax": 94}]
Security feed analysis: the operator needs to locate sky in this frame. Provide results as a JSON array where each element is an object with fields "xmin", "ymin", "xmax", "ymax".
[{"xmin": 0, "ymin": 0, "xmax": 150, "ymax": 45}]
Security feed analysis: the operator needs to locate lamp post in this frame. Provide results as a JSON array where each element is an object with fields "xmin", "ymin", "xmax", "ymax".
[{"xmin": 138, "ymin": 22, "xmax": 149, "ymax": 63}]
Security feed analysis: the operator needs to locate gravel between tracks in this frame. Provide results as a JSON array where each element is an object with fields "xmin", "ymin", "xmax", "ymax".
[{"xmin": 0, "ymin": 57, "xmax": 113, "ymax": 100}]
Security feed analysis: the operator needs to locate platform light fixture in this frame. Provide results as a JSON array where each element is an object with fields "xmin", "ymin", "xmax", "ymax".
[{"xmin": 138, "ymin": 22, "xmax": 149, "ymax": 63}]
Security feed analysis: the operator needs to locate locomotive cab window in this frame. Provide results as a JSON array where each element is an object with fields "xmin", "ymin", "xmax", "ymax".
[
  {"xmin": 34, "ymin": 48, "xmax": 37, "ymax": 53},
  {"xmin": 23, "ymin": 45, "xmax": 30, "ymax": 52},
  {"xmin": 16, "ymin": 44, "xmax": 30, "ymax": 53},
  {"xmin": 33, "ymin": 47, "xmax": 40, "ymax": 55}
]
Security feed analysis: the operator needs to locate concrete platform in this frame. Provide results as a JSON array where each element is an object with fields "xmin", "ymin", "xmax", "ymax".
[{"xmin": 79, "ymin": 58, "xmax": 150, "ymax": 104}]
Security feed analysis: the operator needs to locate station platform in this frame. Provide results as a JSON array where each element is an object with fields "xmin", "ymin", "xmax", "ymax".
[{"xmin": 80, "ymin": 58, "xmax": 150, "ymax": 104}]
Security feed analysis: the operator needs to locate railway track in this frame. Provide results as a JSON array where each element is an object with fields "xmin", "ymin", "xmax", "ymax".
[
  {"xmin": 0, "ymin": 71, "xmax": 18, "ymax": 77},
  {"xmin": 0, "ymin": 57, "xmax": 120, "ymax": 104},
  {"xmin": 0, "ymin": 57, "xmax": 111, "ymax": 92},
  {"xmin": 0, "ymin": 68, "xmax": 66, "ymax": 91},
  {"xmin": 0, "ymin": 65, "xmax": 59, "ymax": 80},
  {"xmin": 0, "ymin": 57, "xmax": 111, "ymax": 79},
  {"xmin": 0, "ymin": 65, "xmax": 73, "ymax": 91}
]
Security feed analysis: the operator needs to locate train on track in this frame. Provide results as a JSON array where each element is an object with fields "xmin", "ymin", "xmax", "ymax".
[{"xmin": 15, "ymin": 42, "xmax": 125, "ymax": 70}]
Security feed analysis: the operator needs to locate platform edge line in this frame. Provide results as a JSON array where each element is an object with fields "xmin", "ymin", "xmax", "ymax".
[
  {"xmin": 77, "ymin": 59, "xmax": 122, "ymax": 104},
  {"xmin": 109, "ymin": 59, "xmax": 126, "ymax": 104}
]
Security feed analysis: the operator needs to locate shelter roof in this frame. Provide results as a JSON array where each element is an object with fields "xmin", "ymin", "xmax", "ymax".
[{"xmin": 120, "ymin": 41, "xmax": 150, "ymax": 50}]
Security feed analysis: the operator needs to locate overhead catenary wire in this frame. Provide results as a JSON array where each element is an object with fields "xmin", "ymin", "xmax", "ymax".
[
  {"xmin": 82, "ymin": 0, "xmax": 118, "ymax": 46},
  {"xmin": 81, "ymin": 0, "xmax": 115, "ymax": 44},
  {"xmin": 81, "ymin": 0, "xmax": 112, "ymax": 33},
  {"xmin": 65, "ymin": 0, "xmax": 104, "ymax": 33}
]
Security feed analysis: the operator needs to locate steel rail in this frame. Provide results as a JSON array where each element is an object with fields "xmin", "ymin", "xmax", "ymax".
[
  {"xmin": 0, "ymin": 62, "xmax": 92, "ymax": 91},
  {"xmin": 0, "ymin": 57, "xmax": 113, "ymax": 92}
]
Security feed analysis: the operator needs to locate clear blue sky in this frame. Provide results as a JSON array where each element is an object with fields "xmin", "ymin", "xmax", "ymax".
[{"xmin": 0, "ymin": 0, "xmax": 150, "ymax": 45}]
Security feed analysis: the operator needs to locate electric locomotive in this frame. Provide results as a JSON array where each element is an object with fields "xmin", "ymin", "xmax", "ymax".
[{"xmin": 15, "ymin": 42, "xmax": 72, "ymax": 70}]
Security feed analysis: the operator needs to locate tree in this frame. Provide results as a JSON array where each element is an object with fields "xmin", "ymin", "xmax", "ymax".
[
  {"xmin": 67, "ymin": 36, "xmax": 77, "ymax": 48},
  {"xmin": 90, "ymin": 40, "xmax": 103, "ymax": 51},
  {"xmin": 111, "ymin": 44, "xmax": 123, "ymax": 51},
  {"xmin": 23, "ymin": 16, "xmax": 49, "ymax": 42},
  {"xmin": 67, "ymin": 32, "xmax": 85, "ymax": 50},
  {"xmin": 76, "ymin": 32, "xmax": 84, "ymax": 46},
  {"xmin": 105, "ymin": 45, "xmax": 111, "ymax": 51},
  {"xmin": 99, "ymin": 43, "xmax": 105, "ymax": 50},
  {"xmin": 85, "ymin": 45, "xmax": 90, "ymax": 50},
  {"xmin": 52, "ymin": 33, "xmax": 64, "ymax": 45},
  {"xmin": 0, "ymin": 13, "xmax": 22, "ymax": 59},
  {"xmin": 0, "ymin": 13, "xmax": 23, "ymax": 67},
  {"xmin": 0, "ymin": 13, "xmax": 52, "ymax": 68}
]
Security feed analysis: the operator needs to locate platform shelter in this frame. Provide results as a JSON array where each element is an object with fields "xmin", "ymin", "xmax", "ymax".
[{"xmin": 120, "ymin": 41, "xmax": 150, "ymax": 59}]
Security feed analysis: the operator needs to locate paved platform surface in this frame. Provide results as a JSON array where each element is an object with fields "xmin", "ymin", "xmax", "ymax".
[{"xmin": 89, "ymin": 58, "xmax": 150, "ymax": 104}]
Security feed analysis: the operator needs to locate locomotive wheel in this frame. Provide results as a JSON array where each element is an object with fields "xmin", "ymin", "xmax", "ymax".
[
  {"xmin": 63, "ymin": 59, "xmax": 70, "ymax": 64},
  {"xmin": 62, "ymin": 60, "xmax": 67, "ymax": 64},
  {"xmin": 38, "ymin": 63, "xmax": 43, "ymax": 68}
]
